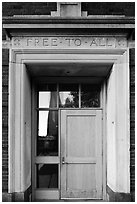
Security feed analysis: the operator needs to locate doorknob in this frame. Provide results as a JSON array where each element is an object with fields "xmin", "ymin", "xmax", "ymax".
[{"xmin": 62, "ymin": 157, "xmax": 65, "ymax": 164}]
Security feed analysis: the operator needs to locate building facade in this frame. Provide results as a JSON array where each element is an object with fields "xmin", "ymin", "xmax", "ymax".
[{"xmin": 2, "ymin": 2, "xmax": 135, "ymax": 202}]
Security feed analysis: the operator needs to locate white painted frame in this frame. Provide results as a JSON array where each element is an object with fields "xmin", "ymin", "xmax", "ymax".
[{"xmin": 8, "ymin": 48, "xmax": 130, "ymax": 201}]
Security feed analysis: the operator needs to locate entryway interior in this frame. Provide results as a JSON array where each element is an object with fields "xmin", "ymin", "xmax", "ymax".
[{"xmin": 26, "ymin": 62, "xmax": 112, "ymax": 201}]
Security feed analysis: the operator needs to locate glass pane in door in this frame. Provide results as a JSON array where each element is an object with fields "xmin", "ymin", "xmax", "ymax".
[
  {"xmin": 37, "ymin": 110, "xmax": 58, "ymax": 156},
  {"xmin": 39, "ymin": 84, "xmax": 57, "ymax": 108},
  {"xmin": 37, "ymin": 164, "xmax": 58, "ymax": 188},
  {"xmin": 81, "ymin": 84, "xmax": 100, "ymax": 108},
  {"xmin": 59, "ymin": 84, "xmax": 79, "ymax": 108}
]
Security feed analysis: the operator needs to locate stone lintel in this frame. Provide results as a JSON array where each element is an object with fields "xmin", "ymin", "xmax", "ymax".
[{"xmin": 11, "ymin": 36, "xmax": 127, "ymax": 49}]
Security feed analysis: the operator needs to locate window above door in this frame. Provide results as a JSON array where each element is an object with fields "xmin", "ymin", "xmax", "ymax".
[{"xmin": 38, "ymin": 83, "xmax": 101, "ymax": 109}]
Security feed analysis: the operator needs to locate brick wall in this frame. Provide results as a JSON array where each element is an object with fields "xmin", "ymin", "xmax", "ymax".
[
  {"xmin": 82, "ymin": 2, "xmax": 135, "ymax": 16},
  {"xmin": 2, "ymin": 2, "xmax": 135, "ymax": 17},
  {"xmin": 2, "ymin": 2, "xmax": 57, "ymax": 16},
  {"xmin": 2, "ymin": 49, "xmax": 9, "ymax": 192},
  {"xmin": 130, "ymin": 48, "xmax": 135, "ymax": 201}
]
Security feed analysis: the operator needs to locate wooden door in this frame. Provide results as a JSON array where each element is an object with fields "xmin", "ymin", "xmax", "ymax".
[{"xmin": 61, "ymin": 110, "xmax": 103, "ymax": 199}]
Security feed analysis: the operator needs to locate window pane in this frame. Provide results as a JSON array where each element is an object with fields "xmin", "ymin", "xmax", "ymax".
[
  {"xmin": 39, "ymin": 84, "xmax": 57, "ymax": 108},
  {"xmin": 81, "ymin": 84, "xmax": 100, "ymax": 108},
  {"xmin": 37, "ymin": 164, "xmax": 58, "ymax": 188},
  {"xmin": 37, "ymin": 111, "xmax": 58, "ymax": 156},
  {"xmin": 59, "ymin": 84, "xmax": 79, "ymax": 108}
]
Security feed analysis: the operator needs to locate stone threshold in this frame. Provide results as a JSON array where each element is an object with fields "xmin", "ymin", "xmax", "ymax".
[{"xmin": 34, "ymin": 199, "xmax": 106, "ymax": 202}]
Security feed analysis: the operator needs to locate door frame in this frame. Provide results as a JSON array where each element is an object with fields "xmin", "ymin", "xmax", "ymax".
[
  {"xmin": 31, "ymin": 78, "xmax": 107, "ymax": 201},
  {"xmin": 8, "ymin": 48, "xmax": 130, "ymax": 200},
  {"xmin": 31, "ymin": 81, "xmax": 61, "ymax": 201}
]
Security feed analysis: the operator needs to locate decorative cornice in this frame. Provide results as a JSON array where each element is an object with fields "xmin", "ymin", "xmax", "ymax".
[
  {"xmin": 2, "ymin": 16, "xmax": 135, "ymax": 25},
  {"xmin": 2, "ymin": 16, "xmax": 135, "ymax": 39}
]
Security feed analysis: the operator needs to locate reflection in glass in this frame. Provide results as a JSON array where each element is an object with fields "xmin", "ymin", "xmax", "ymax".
[
  {"xmin": 81, "ymin": 84, "xmax": 100, "ymax": 108},
  {"xmin": 37, "ymin": 164, "xmax": 58, "ymax": 188},
  {"xmin": 37, "ymin": 111, "xmax": 58, "ymax": 156},
  {"xmin": 59, "ymin": 84, "xmax": 79, "ymax": 108},
  {"xmin": 39, "ymin": 84, "xmax": 57, "ymax": 108}
]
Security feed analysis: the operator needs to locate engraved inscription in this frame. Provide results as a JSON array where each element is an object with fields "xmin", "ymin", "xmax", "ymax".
[{"xmin": 12, "ymin": 36, "xmax": 127, "ymax": 49}]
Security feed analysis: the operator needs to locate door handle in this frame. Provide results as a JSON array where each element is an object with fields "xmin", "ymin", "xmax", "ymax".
[{"xmin": 62, "ymin": 157, "xmax": 65, "ymax": 164}]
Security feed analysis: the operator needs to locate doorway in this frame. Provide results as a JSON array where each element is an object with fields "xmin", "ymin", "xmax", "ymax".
[
  {"xmin": 8, "ymin": 49, "xmax": 130, "ymax": 201},
  {"xmin": 32, "ymin": 82, "xmax": 104, "ymax": 200},
  {"xmin": 61, "ymin": 109, "xmax": 102, "ymax": 199}
]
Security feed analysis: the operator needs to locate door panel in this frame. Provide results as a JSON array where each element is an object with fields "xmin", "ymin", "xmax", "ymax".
[
  {"xmin": 61, "ymin": 110, "xmax": 103, "ymax": 199},
  {"xmin": 67, "ymin": 115, "xmax": 95, "ymax": 157}
]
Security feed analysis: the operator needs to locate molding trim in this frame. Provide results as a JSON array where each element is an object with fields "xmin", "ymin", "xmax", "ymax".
[{"xmin": 3, "ymin": 16, "xmax": 135, "ymax": 25}]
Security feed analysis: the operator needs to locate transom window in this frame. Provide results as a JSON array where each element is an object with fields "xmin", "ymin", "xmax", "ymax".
[{"xmin": 38, "ymin": 83, "xmax": 100, "ymax": 109}]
